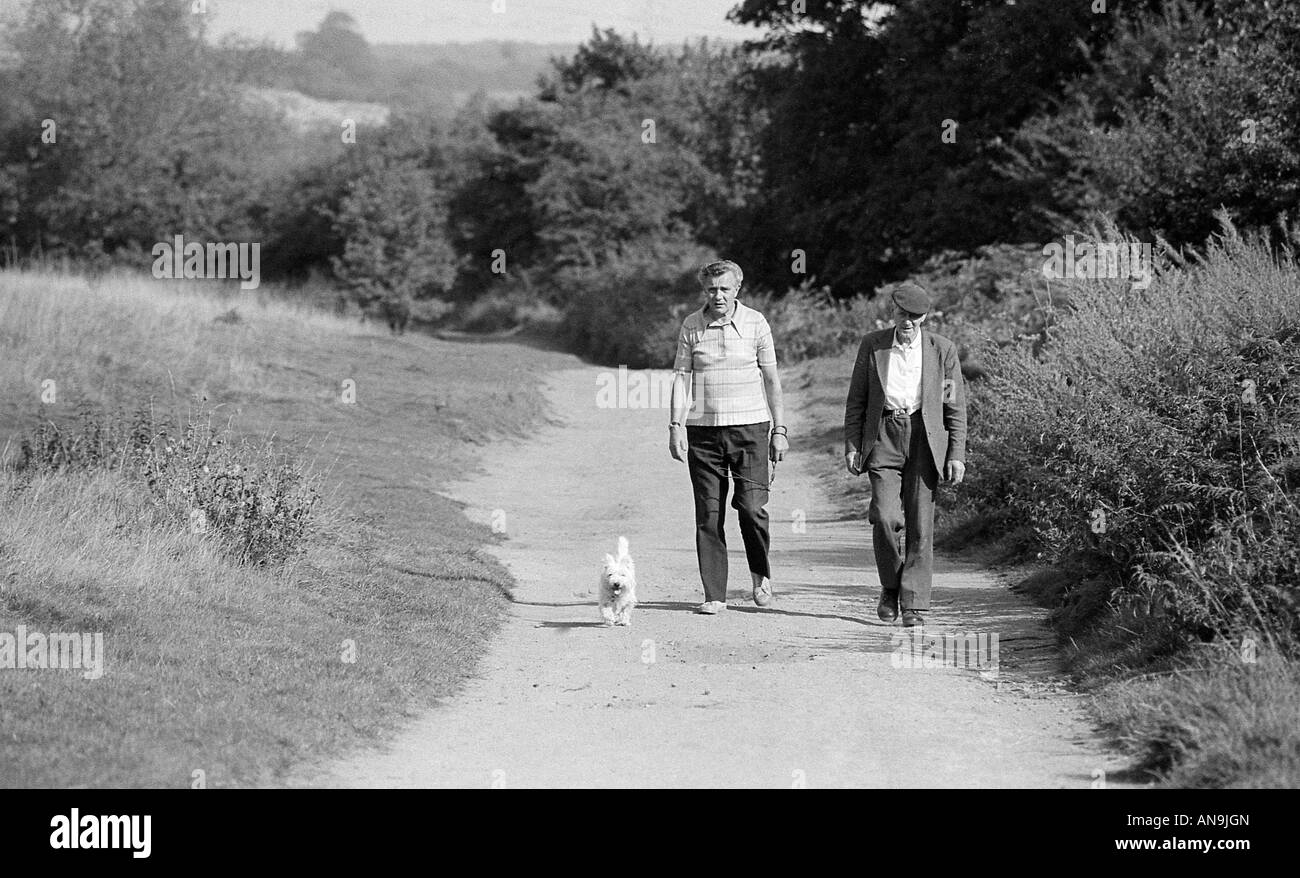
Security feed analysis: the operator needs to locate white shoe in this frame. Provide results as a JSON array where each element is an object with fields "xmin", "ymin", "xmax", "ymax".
[
  {"xmin": 752, "ymin": 575, "xmax": 773, "ymax": 607},
  {"xmin": 696, "ymin": 601, "xmax": 727, "ymax": 615}
]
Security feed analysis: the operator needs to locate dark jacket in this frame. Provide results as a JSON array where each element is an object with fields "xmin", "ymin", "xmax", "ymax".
[{"xmin": 843, "ymin": 327, "xmax": 967, "ymax": 478}]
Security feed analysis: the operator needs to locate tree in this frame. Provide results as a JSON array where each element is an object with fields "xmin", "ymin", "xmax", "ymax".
[
  {"xmin": 289, "ymin": 11, "xmax": 379, "ymax": 101},
  {"xmin": 329, "ymin": 116, "xmax": 462, "ymax": 325},
  {"xmin": 539, "ymin": 27, "xmax": 667, "ymax": 99},
  {"xmin": 0, "ymin": 0, "xmax": 278, "ymax": 259},
  {"xmin": 725, "ymin": 0, "xmax": 1114, "ymax": 294},
  {"xmin": 1002, "ymin": 0, "xmax": 1300, "ymax": 249}
]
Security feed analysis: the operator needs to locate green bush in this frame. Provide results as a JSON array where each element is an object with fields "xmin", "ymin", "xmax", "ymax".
[
  {"xmin": 331, "ymin": 160, "xmax": 460, "ymax": 311},
  {"xmin": 959, "ymin": 221, "xmax": 1300, "ymax": 647},
  {"xmin": 1003, "ymin": 0, "xmax": 1300, "ymax": 256},
  {"xmin": 557, "ymin": 242, "xmax": 712, "ymax": 368},
  {"xmin": 745, "ymin": 281, "xmax": 880, "ymax": 363},
  {"xmin": 14, "ymin": 401, "xmax": 321, "ymax": 566},
  {"xmin": 893, "ymin": 243, "xmax": 1057, "ymax": 378},
  {"xmin": 454, "ymin": 282, "xmax": 562, "ymax": 334}
]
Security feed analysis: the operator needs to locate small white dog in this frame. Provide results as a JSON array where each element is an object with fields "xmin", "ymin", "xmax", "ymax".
[{"xmin": 598, "ymin": 536, "xmax": 637, "ymax": 626}]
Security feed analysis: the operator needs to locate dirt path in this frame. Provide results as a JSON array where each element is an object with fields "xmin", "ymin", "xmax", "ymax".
[{"xmin": 306, "ymin": 363, "xmax": 1129, "ymax": 788}]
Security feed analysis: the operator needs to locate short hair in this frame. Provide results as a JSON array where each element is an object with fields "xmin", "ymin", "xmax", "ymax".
[{"xmin": 698, "ymin": 259, "xmax": 743, "ymax": 287}]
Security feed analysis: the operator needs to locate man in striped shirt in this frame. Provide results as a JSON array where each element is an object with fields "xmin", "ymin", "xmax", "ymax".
[{"xmin": 669, "ymin": 260, "xmax": 789, "ymax": 614}]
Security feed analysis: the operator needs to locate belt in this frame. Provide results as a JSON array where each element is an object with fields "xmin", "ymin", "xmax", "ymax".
[{"xmin": 883, "ymin": 404, "xmax": 921, "ymax": 417}]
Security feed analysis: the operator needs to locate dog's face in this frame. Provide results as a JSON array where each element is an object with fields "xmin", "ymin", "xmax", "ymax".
[{"xmin": 601, "ymin": 555, "xmax": 636, "ymax": 600}]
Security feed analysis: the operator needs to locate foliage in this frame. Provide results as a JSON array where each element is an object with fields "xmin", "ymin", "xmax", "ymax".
[
  {"xmin": 724, "ymin": 0, "xmax": 1112, "ymax": 293},
  {"xmin": 330, "ymin": 161, "xmax": 459, "ymax": 311},
  {"xmin": 744, "ymin": 282, "xmax": 880, "ymax": 363},
  {"xmin": 1001, "ymin": 0, "xmax": 1300, "ymax": 250},
  {"xmin": 0, "ymin": 0, "xmax": 282, "ymax": 259},
  {"xmin": 14, "ymin": 400, "xmax": 321, "ymax": 566},
  {"xmin": 959, "ymin": 221, "xmax": 1300, "ymax": 646},
  {"xmin": 539, "ymin": 27, "xmax": 667, "ymax": 99},
  {"xmin": 559, "ymin": 239, "xmax": 713, "ymax": 368}
]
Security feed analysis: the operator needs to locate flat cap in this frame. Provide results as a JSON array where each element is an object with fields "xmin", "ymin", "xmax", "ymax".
[{"xmin": 891, "ymin": 282, "xmax": 932, "ymax": 315}]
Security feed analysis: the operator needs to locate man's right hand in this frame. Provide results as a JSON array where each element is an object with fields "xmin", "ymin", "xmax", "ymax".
[
  {"xmin": 845, "ymin": 451, "xmax": 863, "ymax": 475},
  {"xmin": 670, "ymin": 424, "xmax": 688, "ymax": 461}
]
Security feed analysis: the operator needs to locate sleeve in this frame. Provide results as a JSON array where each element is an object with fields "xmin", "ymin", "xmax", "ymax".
[
  {"xmin": 942, "ymin": 340, "xmax": 968, "ymax": 463},
  {"xmin": 755, "ymin": 315, "xmax": 777, "ymax": 367},
  {"xmin": 672, "ymin": 321, "xmax": 694, "ymax": 373},
  {"xmin": 844, "ymin": 338, "xmax": 871, "ymax": 453}
]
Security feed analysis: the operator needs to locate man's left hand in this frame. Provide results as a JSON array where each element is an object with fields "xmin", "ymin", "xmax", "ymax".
[
  {"xmin": 770, "ymin": 432, "xmax": 789, "ymax": 462},
  {"xmin": 944, "ymin": 460, "xmax": 966, "ymax": 484}
]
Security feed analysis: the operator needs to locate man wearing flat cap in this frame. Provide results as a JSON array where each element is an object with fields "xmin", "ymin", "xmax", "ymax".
[{"xmin": 843, "ymin": 282, "xmax": 967, "ymax": 627}]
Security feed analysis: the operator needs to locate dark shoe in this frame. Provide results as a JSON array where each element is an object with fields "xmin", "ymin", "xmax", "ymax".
[
  {"xmin": 901, "ymin": 609, "xmax": 927, "ymax": 628},
  {"xmin": 877, "ymin": 590, "xmax": 899, "ymax": 623}
]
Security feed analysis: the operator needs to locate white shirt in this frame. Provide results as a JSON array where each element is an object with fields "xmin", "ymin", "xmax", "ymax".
[{"xmin": 883, "ymin": 328, "xmax": 923, "ymax": 411}]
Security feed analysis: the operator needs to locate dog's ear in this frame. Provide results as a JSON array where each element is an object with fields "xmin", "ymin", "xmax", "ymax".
[{"xmin": 603, "ymin": 554, "xmax": 615, "ymax": 567}]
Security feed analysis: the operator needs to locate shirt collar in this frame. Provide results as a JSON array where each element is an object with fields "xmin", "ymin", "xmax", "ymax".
[{"xmin": 702, "ymin": 299, "xmax": 744, "ymax": 331}]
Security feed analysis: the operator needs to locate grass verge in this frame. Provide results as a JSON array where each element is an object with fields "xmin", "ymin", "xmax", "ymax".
[{"xmin": 0, "ymin": 267, "xmax": 570, "ymax": 787}]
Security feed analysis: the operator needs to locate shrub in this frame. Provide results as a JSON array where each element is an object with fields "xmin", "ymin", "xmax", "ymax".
[
  {"xmin": 330, "ymin": 158, "xmax": 460, "ymax": 321},
  {"xmin": 745, "ymin": 281, "xmax": 880, "ymax": 363},
  {"xmin": 455, "ymin": 284, "xmax": 562, "ymax": 334},
  {"xmin": 557, "ymin": 241, "xmax": 713, "ymax": 368},
  {"xmin": 13, "ymin": 400, "xmax": 321, "ymax": 566},
  {"xmin": 959, "ymin": 220, "xmax": 1300, "ymax": 647}
]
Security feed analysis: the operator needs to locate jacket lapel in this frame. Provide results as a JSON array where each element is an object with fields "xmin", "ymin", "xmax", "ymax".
[
  {"xmin": 921, "ymin": 329, "xmax": 937, "ymax": 404},
  {"xmin": 872, "ymin": 329, "xmax": 892, "ymax": 396}
]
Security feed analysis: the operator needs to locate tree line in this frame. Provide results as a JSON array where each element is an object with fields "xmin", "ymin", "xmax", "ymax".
[{"xmin": 2, "ymin": 0, "xmax": 1298, "ymax": 349}]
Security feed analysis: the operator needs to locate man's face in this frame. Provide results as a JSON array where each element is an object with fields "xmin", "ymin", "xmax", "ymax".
[
  {"xmin": 701, "ymin": 271, "xmax": 740, "ymax": 318},
  {"xmin": 893, "ymin": 304, "xmax": 927, "ymax": 343}
]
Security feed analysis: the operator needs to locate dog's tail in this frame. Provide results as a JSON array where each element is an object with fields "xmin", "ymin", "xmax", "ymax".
[{"xmin": 616, "ymin": 535, "xmax": 629, "ymax": 559}]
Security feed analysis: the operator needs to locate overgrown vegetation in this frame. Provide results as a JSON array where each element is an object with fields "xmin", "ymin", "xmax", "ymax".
[
  {"xmin": 960, "ymin": 223, "xmax": 1299, "ymax": 645},
  {"xmin": 940, "ymin": 223, "xmax": 1300, "ymax": 786},
  {"xmin": 15, "ymin": 402, "xmax": 322, "ymax": 566}
]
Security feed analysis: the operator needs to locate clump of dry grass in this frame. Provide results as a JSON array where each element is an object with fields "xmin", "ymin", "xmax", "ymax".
[{"xmin": 1091, "ymin": 649, "xmax": 1300, "ymax": 788}]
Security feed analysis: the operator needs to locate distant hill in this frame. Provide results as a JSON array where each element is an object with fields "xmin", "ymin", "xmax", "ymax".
[
  {"xmin": 244, "ymin": 87, "xmax": 391, "ymax": 134},
  {"xmin": 374, "ymin": 40, "xmax": 575, "ymax": 92},
  {"xmin": 246, "ymin": 39, "xmax": 575, "ymax": 116}
]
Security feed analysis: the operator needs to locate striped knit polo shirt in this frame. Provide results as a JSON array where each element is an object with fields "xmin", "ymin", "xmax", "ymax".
[{"xmin": 672, "ymin": 299, "xmax": 776, "ymax": 427}]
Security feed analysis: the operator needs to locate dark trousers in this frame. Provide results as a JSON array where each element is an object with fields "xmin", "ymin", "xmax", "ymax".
[
  {"xmin": 686, "ymin": 422, "xmax": 772, "ymax": 603},
  {"xmin": 866, "ymin": 411, "xmax": 938, "ymax": 610}
]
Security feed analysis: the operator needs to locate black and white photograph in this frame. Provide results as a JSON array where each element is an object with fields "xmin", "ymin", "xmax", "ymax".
[{"xmin": 0, "ymin": 0, "xmax": 1293, "ymax": 833}]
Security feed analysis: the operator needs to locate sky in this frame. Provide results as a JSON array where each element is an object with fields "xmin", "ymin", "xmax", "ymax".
[{"xmin": 196, "ymin": 0, "xmax": 759, "ymax": 47}]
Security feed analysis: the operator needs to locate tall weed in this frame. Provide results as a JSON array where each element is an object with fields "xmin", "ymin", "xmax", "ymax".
[{"xmin": 12, "ymin": 400, "xmax": 322, "ymax": 566}]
